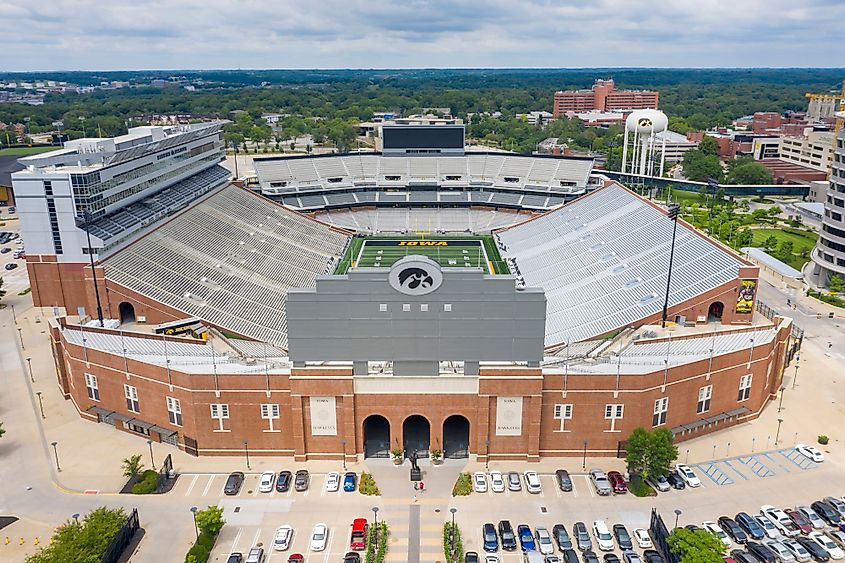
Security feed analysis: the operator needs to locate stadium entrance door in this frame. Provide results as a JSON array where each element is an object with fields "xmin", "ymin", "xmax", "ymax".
[
  {"xmin": 443, "ymin": 415, "xmax": 470, "ymax": 459},
  {"xmin": 363, "ymin": 415, "xmax": 390, "ymax": 458},
  {"xmin": 403, "ymin": 415, "xmax": 430, "ymax": 458},
  {"xmin": 119, "ymin": 302, "xmax": 136, "ymax": 324}
]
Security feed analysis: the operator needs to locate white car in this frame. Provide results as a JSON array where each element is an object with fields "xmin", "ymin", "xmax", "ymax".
[
  {"xmin": 810, "ymin": 532, "xmax": 845, "ymax": 560},
  {"xmin": 593, "ymin": 520, "xmax": 615, "ymax": 551},
  {"xmin": 674, "ymin": 464, "xmax": 701, "ymax": 487},
  {"xmin": 755, "ymin": 515, "xmax": 781, "ymax": 539},
  {"xmin": 782, "ymin": 538, "xmax": 813, "ymax": 562},
  {"xmin": 764, "ymin": 540, "xmax": 796, "ymax": 563},
  {"xmin": 473, "ymin": 472, "xmax": 488, "ymax": 493},
  {"xmin": 310, "ymin": 523, "xmax": 328, "ymax": 551},
  {"xmin": 489, "ymin": 471, "xmax": 505, "ymax": 493},
  {"xmin": 703, "ymin": 521, "xmax": 731, "ymax": 548},
  {"xmin": 273, "ymin": 525, "xmax": 293, "ymax": 551},
  {"xmin": 797, "ymin": 505, "xmax": 826, "ymax": 530},
  {"xmin": 633, "ymin": 528, "xmax": 653, "ymax": 549},
  {"xmin": 325, "ymin": 471, "xmax": 340, "ymax": 492},
  {"xmin": 796, "ymin": 444, "xmax": 825, "ymax": 463},
  {"xmin": 258, "ymin": 471, "xmax": 276, "ymax": 493},
  {"xmin": 524, "ymin": 471, "xmax": 542, "ymax": 494},
  {"xmin": 761, "ymin": 505, "xmax": 800, "ymax": 537},
  {"xmin": 536, "ymin": 526, "xmax": 554, "ymax": 555},
  {"xmin": 485, "ymin": 555, "xmax": 500, "ymax": 563}
]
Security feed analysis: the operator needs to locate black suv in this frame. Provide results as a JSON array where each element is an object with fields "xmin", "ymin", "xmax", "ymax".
[
  {"xmin": 226, "ymin": 554, "xmax": 243, "ymax": 563},
  {"xmin": 718, "ymin": 516, "xmax": 748, "ymax": 544},
  {"xmin": 498, "ymin": 520, "xmax": 517, "ymax": 551},
  {"xmin": 613, "ymin": 524, "xmax": 633, "ymax": 550},
  {"xmin": 223, "ymin": 472, "xmax": 244, "ymax": 495}
]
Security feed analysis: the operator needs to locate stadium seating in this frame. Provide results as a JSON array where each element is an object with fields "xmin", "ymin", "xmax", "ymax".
[
  {"xmin": 497, "ymin": 184, "xmax": 747, "ymax": 347},
  {"xmin": 313, "ymin": 207, "xmax": 531, "ymax": 234},
  {"xmin": 102, "ymin": 186, "xmax": 349, "ymax": 348}
]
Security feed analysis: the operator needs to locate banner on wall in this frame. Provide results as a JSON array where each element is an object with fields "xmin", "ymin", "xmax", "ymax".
[
  {"xmin": 309, "ymin": 396, "xmax": 337, "ymax": 436},
  {"xmin": 736, "ymin": 279, "xmax": 757, "ymax": 314},
  {"xmin": 495, "ymin": 397, "xmax": 523, "ymax": 436}
]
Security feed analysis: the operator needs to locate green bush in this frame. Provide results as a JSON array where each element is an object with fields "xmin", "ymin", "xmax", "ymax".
[
  {"xmin": 452, "ymin": 472, "xmax": 473, "ymax": 496},
  {"xmin": 131, "ymin": 469, "xmax": 159, "ymax": 494},
  {"xmin": 818, "ymin": 435, "xmax": 830, "ymax": 445},
  {"xmin": 629, "ymin": 477, "xmax": 657, "ymax": 497},
  {"xmin": 359, "ymin": 472, "xmax": 380, "ymax": 496},
  {"xmin": 184, "ymin": 531, "xmax": 217, "ymax": 563},
  {"xmin": 443, "ymin": 522, "xmax": 464, "ymax": 563},
  {"xmin": 365, "ymin": 521, "xmax": 389, "ymax": 563},
  {"xmin": 26, "ymin": 507, "xmax": 127, "ymax": 563}
]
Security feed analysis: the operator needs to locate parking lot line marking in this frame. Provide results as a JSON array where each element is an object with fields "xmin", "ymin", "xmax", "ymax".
[
  {"xmin": 722, "ymin": 460, "xmax": 749, "ymax": 481},
  {"xmin": 250, "ymin": 528, "xmax": 261, "ymax": 551},
  {"xmin": 323, "ymin": 525, "xmax": 336, "ymax": 563},
  {"xmin": 202, "ymin": 475, "xmax": 216, "ymax": 497},
  {"xmin": 185, "ymin": 474, "xmax": 199, "ymax": 496},
  {"xmin": 582, "ymin": 475, "xmax": 594, "ymax": 497},
  {"xmin": 230, "ymin": 527, "xmax": 243, "ymax": 553}
]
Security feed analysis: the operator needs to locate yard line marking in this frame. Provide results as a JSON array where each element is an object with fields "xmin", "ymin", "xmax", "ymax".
[
  {"xmin": 202, "ymin": 475, "xmax": 216, "ymax": 497},
  {"xmin": 185, "ymin": 474, "xmax": 199, "ymax": 496}
]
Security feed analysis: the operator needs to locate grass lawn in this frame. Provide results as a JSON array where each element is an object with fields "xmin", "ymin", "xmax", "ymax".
[
  {"xmin": 0, "ymin": 146, "xmax": 60, "ymax": 156},
  {"xmin": 748, "ymin": 228, "xmax": 817, "ymax": 271}
]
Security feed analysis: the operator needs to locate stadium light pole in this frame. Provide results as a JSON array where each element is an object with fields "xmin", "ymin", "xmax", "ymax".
[
  {"xmin": 81, "ymin": 210, "xmax": 104, "ymax": 327},
  {"xmin": 190, "ymin": 506, "xmax": 199, "ymax": 539},
  {"xmin": 775, "ymin": 418, "xmax": 784, "ymax": 446},
  {"xmin": 36, "ymin": 391, "xmax": 45, "ymax": 419},
  {"xmin": 661, "ymin": 204, "xmax": 681, "ymax": 328},
  {"xmin": 582, "ymin": 440, "xmax": 588, "ymax": 470},
  {"xmin": 450, "ymin": 508, "xmax": 457, "ymax": 556}
]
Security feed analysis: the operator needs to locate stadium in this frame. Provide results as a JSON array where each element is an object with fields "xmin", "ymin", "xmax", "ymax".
[{"xmin": 14, "ymin": 124, "xmax": 795, "ymax": 461}]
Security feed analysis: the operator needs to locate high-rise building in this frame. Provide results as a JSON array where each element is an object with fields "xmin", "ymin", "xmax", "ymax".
[
  {"xmin": 553, "ymin": 79, "xmax": 659, "ymax": 117},
  {"xmin": 11, "ymin": 122, "xmax": 228, "ymax": 313},
  {"xmin": 810, "ymin": 112, "xmax": 845, "ymax": 286}
]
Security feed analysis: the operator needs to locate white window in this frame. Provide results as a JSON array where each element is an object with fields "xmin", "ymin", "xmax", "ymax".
[
  {"xmin": 379, "ymin": 303, "xmax": 387, "ymax": 312},
  {"xmin": 210, "ymin": 403, "xmax": 230, "ymax": 432},
  {"xmin": 553, "ymin": 403, "xmax": 573, "ymax": 432},
  {"xmin": 604, "ymin": 404, "xmax": 624, "ymax": 432},
  {"xmin": 402, "ymin": 303, "xmax": 410, "ymax": 312},
  {"xmin": 738, "ymin": 374, "xmax": 752, "ymax": 402},
  {"xmin": 653, "ymin": 397, "xmax": 669, "ymax": 427},
  {"xmin": 84, "ymin": 373, "xmax": 99, "ymax": 401},
  {"xmin": 697, "ymin": 385, "xmax": 713, "ymax": 414},
  {"xmin": 261, "ymin": 403, "xmax": 281, "ymax": 432},
  {"xmin": 420, "ymin": 304, "xmax": 429, "ymax": 312},
  {"xmin": 444, "ymin": 303, "xmax": 452, "ymax": 312},
  {"xmin": 166, "ymin": 396, "xmax": 182, "ymax": 426},
  {"xmin": 124, "ymin": 384, "xmax": 139, "ymax": 413}
]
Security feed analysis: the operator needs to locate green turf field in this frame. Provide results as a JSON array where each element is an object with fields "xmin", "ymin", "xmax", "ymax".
[{"xmin": 335, "ymin": 235, "xmax": 509, "ymax": 275}]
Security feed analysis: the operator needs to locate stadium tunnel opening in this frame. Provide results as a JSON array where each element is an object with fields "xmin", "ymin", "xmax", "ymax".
[
  {"xmin": 708, "ymin": 301, "xmax": 724, "ymax": 322},
  {"xmin": 363, "ymin": 414, "xmax": 390, "ymax": 459},
  {"xmin": 442, "ymin": 414, "xmax": 470, "ymax": 459},
  {"xmin": 403, "ymin": 415, "xmax": 430, "ymax": 458},
  {"xmin": 119, "ymin": 302, "xmax": 136, "ymax": 324}
]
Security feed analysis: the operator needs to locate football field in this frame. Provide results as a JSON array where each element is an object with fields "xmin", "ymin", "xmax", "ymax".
[{"xmin": 355, "ymin": 239, "xmax": 491, "ymax": 272}]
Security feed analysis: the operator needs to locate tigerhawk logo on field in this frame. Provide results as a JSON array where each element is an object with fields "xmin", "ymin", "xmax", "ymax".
[{"xmin": 397, "ymin": 241, "xmax": 449, "ymax": 246}]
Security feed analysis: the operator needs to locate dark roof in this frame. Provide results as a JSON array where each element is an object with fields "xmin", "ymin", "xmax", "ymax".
[{"xmin": 0, "ymin": 155, "xmax": 24, "ymax": 188}]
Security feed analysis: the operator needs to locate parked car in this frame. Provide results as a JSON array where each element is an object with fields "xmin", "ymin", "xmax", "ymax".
[
  {"xmin": 554, "ymin": 524, "xmax": 573, "ymax": 551},
  {"xmin": 811, "ymin": 502, "xmax": 842, "ymax": 526},
  {"xmin": 624, "ymin": 552, "xmax": 643, "ymax": 563},
  {"xmin": 507, "ymin": 472, "xmax": 522, "ymax": 492},
  {"xmin": 465, "ymin": 552, "xmax": 480, "ymax": 563},
  {"xmin": 667, "ymin": 472, "xmax": 686, "ymax": 490},
  {"xmin": 675, "ymin": 464, "xmax": 702, "ymax": 487},
  {"xmin": 563, "ymin": 549, "xmax": 580, "ymax": 563},
  {"xmin": 325, "ymin": 471, "xmax": 340, "ymax": 492},
  {"xmin": 524, "ymin": 471, "xmax": 542, "ymax": 494},
  {"xmin": 226, "ymin": 554, "xmax": 243, "ymax": 563},
  {"xmin": 547, "ymin": 556, "xmax": 562, "ymax": 563},
  {"xmin": 755, "ymin": 516, "xmax": 781, "ymax": 540},
  {"xmin": 608, "ymin": 472, "xmax": 627, "ymax": 494},
  {"xmin": 273, "ymin": 525, "xmax": 293, "ymax": 551},
  {"xmin": 604, "ymin": 555, "xmax": 621, "ymax": 563},
  {"xmin": 761, "ymin": 506, "xmax": 801, "ymax": 537},
  {"xmin": 286, "ymin": 555, "xmax": 304, "ymax": 563},
  {"xmin": 593, "ymin": 521, "xmax": 615, "ymax": 552},
  {"xmin": 763, "ymin": 540, "xmax": 796, "ymax": 563},
  {"xmin": 703, "ymin": 521, "xmax": 733, "ymax": 548},
  {"xmin": 643, "ymin": 550, "xmax": 665, "ymax": 563},
  {"xmin": 824, "ymin": 498, "xmax": 845, "ymax": 519},
  {"xmin": 294, "ymin": 470, "xmax": 309, "ymax": 491},
  {"xmin": 746, "ymin": 541, "xmax": 779, "ymax": 563},
  {"xmin": 536, "ymin": 527, "xmax": 555, "ymax": 555},
  {"xmin": 343, "ymin": 472, "xmax": 357, "ymax": 492},
  {"xmin": 736, "ymin": 513, "xmax": 766, "ymax": 541},
  {"xmin": 809, "ymin": 533, "xmax": 844, "ymax": 560},
  {"xmin": 350, "ymin": 518, "xmax": 368, "ymax": 551},
  {"xmin": 633, "ymin": 529, "xmax": 653, "ymax": 549},
  {"xmin": 613, "ymin": 525, "xmax": 633, "ymax": 551},
  {"xmin": 574, "ymin": 522, "xmax": 593, "ymax": 551},
  {"xmin": 796, "ymin": 536, "xmax": 831, "ymax": 562},
  {"xmin": 483, "ymin": 523, "xmax": 499, "ymax": 552},
  {"xmin": 648, "ymin": 474, "xmax": 671, "ymax": 492},
  {"xmin": 589, "ymin": 469, "xmax": 612, "ymax": 496},
  {"xmin": 342, "ymin": 553, "xmax": 361, "ymax": 563},
  {"xmin": 276, "ymin": 471, "xmax": 292, "ymax": 492},
  {"xmin": 827, "ymin": 531, "xmax": 845, "ymax": 551},
  {"xmin": 4, "ymin": 263, "xmax": 17, "ymax": 270},
  {"xmin": 556, "ymin": 469, "xmax": 573, "ymax": 492},
  {"xmin": 583, "ymin": 551, "xmax": 601, "ymax": 563},
  {"xmin": 474, "ymin": 472, "xmax": 488, "ymax": 493},
  {"xmin": 485, "ymin": 555, "xmax": 500, "ymax": 563},
  {"xmin": 245, "ymin": 547, "xmax": 265, "ymax": 563},
  {"xmin": 519, "ymin": 524, "xmax": 537, "ymax": 551},
  {"xmin": 795, "ymin": 445, "xmax": 825, "ymax": 463},
  {"xmin": 797, "ymin": 506, "xmax": 826, "ymax": 530},
  {"xmin": 719, "ymin": 517, "xmax": 749, "ymax": 544},
  {"xmin": 729, "ymin": 550, "xmax": 759, "ymax": 563},
  {"xmin": 0, "ymin": 247, "xmax": 10, "ymax": 254},
  {"xmin": 224, "ymin": 472, "xmax": 245, "ymax": 495},
  {"xmin": 787, "ymin": 510, "xmax": 814, "ymax": 535},
  {"xmin": 499, "ymin": 520, "xmax": 517, "ymax": 551},
  {"xmin": 490, "ymin": 471, "xmax": 505, "ymax": 493},
  {"xmin": 258, "ymin": 471, "xmax": 275, "ymax": 493},
  {"xmin": 310, "ymin": 524, "xmax": 328, "ymax": 551},
  {"xmin": 782, "ymin": 538, "xmax": 814, "ymax": 563}
]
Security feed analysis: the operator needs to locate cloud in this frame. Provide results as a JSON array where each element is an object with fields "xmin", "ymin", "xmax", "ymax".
[{"xmin": 0, "ymin": 0, "xmax": 842, "ymax": 70}]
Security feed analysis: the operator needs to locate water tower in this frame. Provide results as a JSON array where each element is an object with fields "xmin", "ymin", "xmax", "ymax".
[{"xmin": 621, "ymin": 109, "xmax": 669, "ymax": 177}]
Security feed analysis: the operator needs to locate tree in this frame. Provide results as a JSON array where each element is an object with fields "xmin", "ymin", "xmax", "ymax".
[
  {"xmin": 626, "ymin": 427, "xmax": 679, "ymax": 480},
  {"xmin": 668, "ymin": 527, "xmax": 726, "ymax": 563},
  {"xmin": 726, "ymin": 160, "xmax": 773, "ymax": 185},
  {"xmin": 697, "ymin": 136, "xmax": 720, "ymax": 157},
  {"xmin": 735, "ymin": 230, "xmax": 753, "ymax": 248},
  {"xmin": 26, "ymin": 507, "xmax": 127, "ymax": 563},
  {"xmin": 829, "ymin": 274, "xmax": 845, "ymax": 295},
  {"xmin": 776, "ymin": 240, "xmax": 794, "ymax": 260},
  {"xmin": 0, "ymin": 422, "xmax": 5, "ymax": 439},
  {"xmin": 194, "ymin": 505, "xmax": 225, "ymax": 537},
  {"xmin": 0, "ymin": 277, "xmax": 5, "ymax": 304},
  {"xmin": 121, "ymin": 454, "xmax": 144, "ymax": 478},
  {"xmin": 682, "ymin": 148, "xmax": 723, "ymax": 182}
]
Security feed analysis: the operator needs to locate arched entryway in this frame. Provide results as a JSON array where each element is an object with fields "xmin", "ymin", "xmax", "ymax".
[
  {"xmin": 708, "ymin": 301, "xmax": 724, "ymax": 322},
  {"xmin": 363, "ymin": 415, "xmax": 390, "ymax": 458},
  {"xmin": 402, "ymin": 415, "xmax": 430, "ymax": 458},
  {"xmin": 119, "ymin": 302, "xmax": 136, "ymax": 324},
  {"xmin": 442, "ymin": 415, "xmax": 470, "ymax": 459}
]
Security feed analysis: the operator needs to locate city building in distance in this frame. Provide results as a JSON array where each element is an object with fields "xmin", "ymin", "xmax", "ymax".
[{"xmin": 553, "ymin": 79, "xmax": 659, "ymax": 117}]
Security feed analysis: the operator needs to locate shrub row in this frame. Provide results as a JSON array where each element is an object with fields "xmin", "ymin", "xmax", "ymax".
[
  {"xmin": 359, "ymin": 472, "xmax": 380, "ymax": 496},
  {"xmin": 131, "ymin": 469, "xmax": 158, "ymax": 494},
  {"xmin": 452, "ymin": 472, "xmax": 472, "ymax": 496},
  {"xmin": 185, "ymin": 531, "xmax": 216, "ymax": 563},
  {"xmin": 365, "ymin": 521, "xmax": 389, "ymax": 563},
  {"xmin": 442, "ymin": 522, "xmax": 464, "ymax": 563}
]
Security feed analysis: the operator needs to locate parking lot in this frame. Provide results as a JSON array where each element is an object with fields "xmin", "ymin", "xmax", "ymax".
[{"xmin": 0, "ymin": 217, "xmax": 28, "ymax": 296}]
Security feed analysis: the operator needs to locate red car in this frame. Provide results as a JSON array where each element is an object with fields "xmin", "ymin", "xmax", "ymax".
[
  {"xmin": 786, "ymin": 509, "xmax": 812, "ymax": 535},
  {"xmin": 287, "ymin": 555, "xmax": 304, "ymax": 563},
  {"xmin": 607, "ymin": 471, "xmax": 628, "ymax": 494},
  {"xmin": 350, "ymin": 518, "xmax": 368, "ymax": 550}
]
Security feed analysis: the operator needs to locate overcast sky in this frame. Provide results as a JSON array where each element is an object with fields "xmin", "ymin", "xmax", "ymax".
[{"xmin": 1, "ymin": 0, "xmax": 843, "ymax": 71}]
